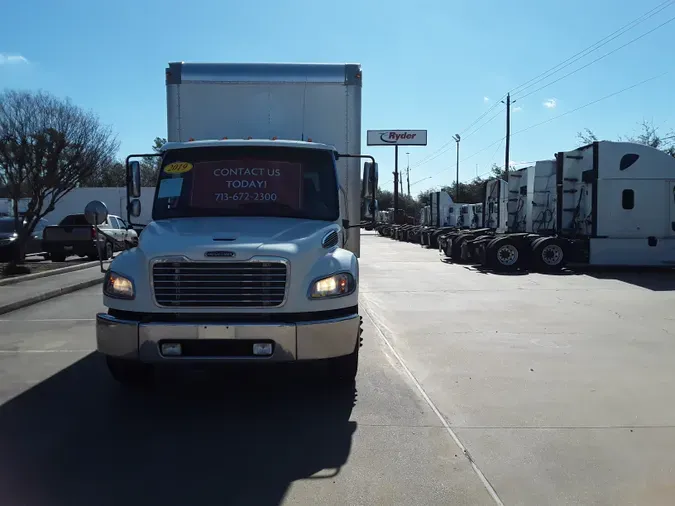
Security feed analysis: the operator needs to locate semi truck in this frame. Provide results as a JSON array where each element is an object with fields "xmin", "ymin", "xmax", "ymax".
[
  {"xmin": 86, "ymin": 62, "xmax": 377, "ymax": 387},
  {"xmin": 441, "ymin": 141, "xmax": 675, "ymax": 271}
]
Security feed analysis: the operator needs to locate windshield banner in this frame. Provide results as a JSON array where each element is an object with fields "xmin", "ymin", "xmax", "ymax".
[{"xmin": 190, "ymin": 160, "xmax": 302, "ymax": 209}]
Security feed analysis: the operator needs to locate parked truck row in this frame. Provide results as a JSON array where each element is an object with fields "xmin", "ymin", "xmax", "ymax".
[{"xmin": 375, "ymin": 140, "xmax": 675, "ymax": 272}]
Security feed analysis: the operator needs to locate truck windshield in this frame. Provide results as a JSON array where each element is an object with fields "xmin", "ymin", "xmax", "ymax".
[{"xmin": 152, "ymin": 146, "xmax": 340, "ymax": 222}]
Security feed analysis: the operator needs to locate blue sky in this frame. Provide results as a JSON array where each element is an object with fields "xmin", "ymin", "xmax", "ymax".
[{"xmin": 2, "ymin": 0, "xmax": 673, "ymax": 196}]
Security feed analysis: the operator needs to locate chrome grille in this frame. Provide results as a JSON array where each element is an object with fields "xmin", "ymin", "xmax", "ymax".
[{"xmin": 152, "ymin": 261, "xmax": 287, "ymax": 308}]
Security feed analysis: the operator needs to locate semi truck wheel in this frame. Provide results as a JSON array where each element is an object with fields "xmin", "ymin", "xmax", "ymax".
[
  {"xmin": 451, "ymin": 235, "xmax": 469, "ymax": 263},
  {"xmin": 106, "ymin": 356, "xmax": 154, "ymax": 388},
  {"xmin": 485, "ymin": 237, "xmax": 522, "ymax": 271},
  {"xmin": 531, "ymin": 237, "xmax": 565, "ymax": 272}
]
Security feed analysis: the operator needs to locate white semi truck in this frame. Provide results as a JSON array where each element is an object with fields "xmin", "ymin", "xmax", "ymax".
[
  {"xmin": 86, "ymin": 62, "xmax": 377, "ymax": 387},
  {"xmin": 443, "ymin": 141, "xmax": 675, "ymax": 271}
]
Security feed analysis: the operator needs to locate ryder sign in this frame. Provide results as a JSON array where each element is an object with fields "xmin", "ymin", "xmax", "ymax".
[{"xmin": 367, "ymin": 130, "xmax": 428, "ymax": 146}]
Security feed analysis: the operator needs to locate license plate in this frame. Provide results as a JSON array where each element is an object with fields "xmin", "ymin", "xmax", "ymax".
[
  {"xmin": 64, "ymin": 246, "xmax": 73, "ymax": 251},
  {"xmin": 198, "ymin": 325, "xmax": 236, "ymax": 339}
]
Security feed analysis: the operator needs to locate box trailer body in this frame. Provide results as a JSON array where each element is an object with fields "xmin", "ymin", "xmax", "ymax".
[{"xmin": 91, "ymin": 62, "xmax": 372, "ymax": 387}]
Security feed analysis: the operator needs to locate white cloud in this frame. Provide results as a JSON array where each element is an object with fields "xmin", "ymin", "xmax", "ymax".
[
  {"xmin": 543, "ymin": 98, "xmax": 557, "ymax": 109},
  {"xmin": 0, "ymin": 53, "xmax": 29, "ymax": 65},
  {"xmin": 483, "ymin": 96, "xmax": 490, "ymax": 103},
  {"xmin": 513, "ymin": 106, "xmax": 523, "ymax": 112}
]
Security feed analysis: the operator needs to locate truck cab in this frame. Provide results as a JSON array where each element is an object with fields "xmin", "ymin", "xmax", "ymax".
[{"xmin": 87, "ymin": 62, "xmax": 376, "ymax": 387}]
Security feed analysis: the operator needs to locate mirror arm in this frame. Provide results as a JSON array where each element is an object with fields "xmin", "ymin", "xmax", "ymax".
[
  {"xmin": 124, "ymin": 153, "xmax": 161, "ymax": 228},
  {"xmin": 336, "ymin": 153, "xmax": 377, "ymax": 228}
]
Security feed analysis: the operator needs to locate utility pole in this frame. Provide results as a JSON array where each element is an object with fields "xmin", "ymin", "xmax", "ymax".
[
  {"xmin": 406, "ymin": 152, "xmax": 411, "ymax": 196},
  {"xmin": 393, "ymin": 145, "xmax": 399, "ymax": 223},
  {"xmin": 452, "ymin": 134, "xmax": 461, "ymax": 201},
  {"xmin": 503, "ymin": 93, "xmax": 512, "ymax": 182}
]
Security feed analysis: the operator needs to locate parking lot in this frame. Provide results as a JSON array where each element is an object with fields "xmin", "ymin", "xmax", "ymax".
[{"xmin": 1, "ymin": 231, "xmax": 674, "ymax": 505}]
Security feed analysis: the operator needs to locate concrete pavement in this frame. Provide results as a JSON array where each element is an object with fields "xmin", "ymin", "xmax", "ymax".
[
  {"xmin": 0, "ymin": 285, "xmax": 495, "ymax": 506},
  {"xmin": 0, "ymin": 265, "xmax": 104, "ymax": 315},
  {"xmin": 0, "ymin": 231, "xmax": 674, "ymax": 504},
  {"xmin": 359, "ymin": 232, "xmax": 675, "ymax": 506}
]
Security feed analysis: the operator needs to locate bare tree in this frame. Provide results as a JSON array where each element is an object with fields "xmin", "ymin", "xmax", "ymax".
[
  {"xmin": 81, "ymin": 136, "xmax": 167, "ymax": 188},
  {"xmin": 576, "ymin": 128, "xmax": 598, "ymax": 145},
  {"xmin": 0, "ymin": 90, "xmax": 119, "ymax": 267},
  {"xmin": 81, "ymin": 160, "xmax": 126, "ymax": 187},
  {"xmin": 577, "ymin": 121, "xmax": 674, "ymax": 157}
]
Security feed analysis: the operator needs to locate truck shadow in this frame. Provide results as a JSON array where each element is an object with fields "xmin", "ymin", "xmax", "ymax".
[
  {"xmin": 464, "ymin": 264, "xmax": 675, "ymax": 291},
  {"xmin": 0, "ymin": 352, "xmax": 357, "ymax": 506}
]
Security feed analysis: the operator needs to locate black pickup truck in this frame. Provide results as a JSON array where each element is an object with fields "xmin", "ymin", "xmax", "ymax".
[{"xmin": 42, "ymin": 213, "xmax": 138, "ymax": 262}]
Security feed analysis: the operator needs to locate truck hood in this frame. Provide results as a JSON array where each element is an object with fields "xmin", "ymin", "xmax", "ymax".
[{"xmin": 138, "ymin": 216, "xmax": 338, "ymax": 259}]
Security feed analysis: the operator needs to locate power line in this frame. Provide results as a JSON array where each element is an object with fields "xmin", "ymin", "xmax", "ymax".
[
  {"xmin": 413, "ymin": 1, "xmax": 674, "ymax": 171},
  {"xmin": 509, "ymin": 0, "xmax": 674, "ymax": 97},
  {"xmin": 410, "ymin": 2, "xmax": 674, "ymax": 181},
  {"xmin": 411, "ymin": 106, "xmax": 505, "ymax": 170},
  {"xmin": 424, "ymin": 69, "xmax": 671, "ymax": 183},
  {"xmin": 512, "ymin": 70, "xmax": 671, "ymax": 136},
  {"xmin": 514, "ymin": 12, "xmax": 675, "ymax": 102},
  {"xmin": 410, "ymin": 96, "xmax": 506, "ymax": 170}
]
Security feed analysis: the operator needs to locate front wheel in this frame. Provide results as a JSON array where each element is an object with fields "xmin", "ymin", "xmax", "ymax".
[{"xmin": 106, "ymin": 356, "xmax": 154, "ymax": 388}]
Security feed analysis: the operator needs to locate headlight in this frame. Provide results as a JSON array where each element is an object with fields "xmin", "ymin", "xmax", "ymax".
[
  {"xmin": 309, "ymin": 272, "xmax": 356, "ymax": 299},
  {"xmin": 103, "ymin": 271, "xmax": 135, "ymax": 299}
]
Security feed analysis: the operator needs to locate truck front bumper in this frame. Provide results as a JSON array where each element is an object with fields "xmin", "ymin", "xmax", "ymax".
[{"xmin": 96, "ymin": 312, "xmax": 360, "ymax": 363}]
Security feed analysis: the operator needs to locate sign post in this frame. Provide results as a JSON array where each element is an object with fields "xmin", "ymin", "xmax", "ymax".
[{"xmin": 366, "ymin": 130, "xmax": 427, "ymax": 223}]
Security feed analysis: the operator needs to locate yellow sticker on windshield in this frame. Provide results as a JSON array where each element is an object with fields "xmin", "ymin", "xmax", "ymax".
[{"xmin": 164, "ymin": 162, "xmax": 193, "ymax": 174}]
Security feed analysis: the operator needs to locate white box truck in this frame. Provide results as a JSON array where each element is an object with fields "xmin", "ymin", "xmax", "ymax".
[{"xmin": 86, "ymin": 62, "xmax": 378, "ymax": 387}]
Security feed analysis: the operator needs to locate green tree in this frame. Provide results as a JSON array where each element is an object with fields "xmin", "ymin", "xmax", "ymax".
[{"xmin": 0, "ymin": 90, "xmax": 118, "ymax": 271}]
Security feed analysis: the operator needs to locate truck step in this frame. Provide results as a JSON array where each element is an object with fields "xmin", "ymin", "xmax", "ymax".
[{"xmin": 563, "ymin": 189, "xmax": 578, "ymax": 194}]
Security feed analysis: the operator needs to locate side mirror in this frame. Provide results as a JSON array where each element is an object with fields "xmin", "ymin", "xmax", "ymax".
[
  {"xmin": 361, "ymin": 162, "xmax": 378, "ymax": 199},
  {"xmin": 84, "ymin": 200, "xmax": 109, "ymax": 226},
  {"xmin": 129, "ymin": 199, "xmax": 141, "ymax": 218},
  {"xmin": 128, "ymin": 160, "xmax": 142, "ymax": 198}
]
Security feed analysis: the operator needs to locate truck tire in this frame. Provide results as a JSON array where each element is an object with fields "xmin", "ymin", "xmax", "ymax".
[
  {"xmin": 51, "ymin": 253, "xmax": 67, "ymax": 263},
  {"xmin": 105, "ymin": 356, "xmax": 154, "ymax": 388},
  {"xmin": 451, "ymin": 235, "xmax": 469, "ymax": 263},
  {"xmin": 485, "ymin": 237, "xmax": 522, "ymax": 272},
  {"xmin": 531, "ymin": 237, "xmax": 566, "ymax": 272}
]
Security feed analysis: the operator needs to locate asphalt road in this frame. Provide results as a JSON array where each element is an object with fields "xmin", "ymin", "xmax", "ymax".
[{"xmin": 1, "ymin": 232, "xmax": 674, "ymax": 505}]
